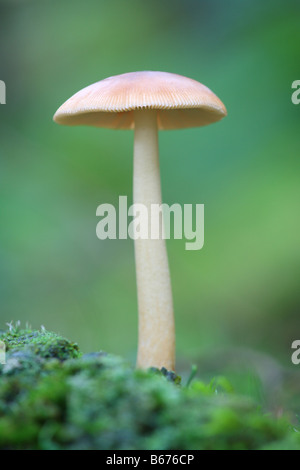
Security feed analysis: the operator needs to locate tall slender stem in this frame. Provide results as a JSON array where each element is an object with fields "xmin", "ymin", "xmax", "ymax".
[{"xmin": 133, "ymin": 109, "xmax": 175, "ymax": 371}]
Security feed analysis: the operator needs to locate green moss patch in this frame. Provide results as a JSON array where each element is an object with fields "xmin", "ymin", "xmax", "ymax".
[{"xmin": 0, "ymin": 326, "xmax": 299, "ymax": 450}]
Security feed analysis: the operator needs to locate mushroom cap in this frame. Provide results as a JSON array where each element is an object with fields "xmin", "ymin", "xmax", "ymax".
[{"xmin": 53, "ymin": 71, "xmax": 227, "ymax": 130}]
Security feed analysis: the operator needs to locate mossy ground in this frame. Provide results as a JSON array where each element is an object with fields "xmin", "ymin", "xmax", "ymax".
[{"xmin": 0, "ymin": 325, "xmax": 300, "ymax": 450}]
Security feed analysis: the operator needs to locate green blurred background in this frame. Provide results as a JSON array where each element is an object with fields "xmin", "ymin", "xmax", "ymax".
[{"xmin": 0, "ymin": 0, "xmax": 299, "ymax": 384}]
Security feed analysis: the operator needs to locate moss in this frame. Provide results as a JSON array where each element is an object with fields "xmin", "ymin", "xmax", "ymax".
[
  {"xmin": 0, "ymin": 324, "xmax": 80, "ymax": 362},
  {"xmin": 0, "ymin": 325, "xmax": 299, "ymax": 450}
]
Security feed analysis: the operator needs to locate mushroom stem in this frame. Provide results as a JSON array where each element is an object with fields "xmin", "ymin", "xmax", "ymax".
[{"xmin": 133, "ymin": 109, "xmax": 175, "ymax": 371}]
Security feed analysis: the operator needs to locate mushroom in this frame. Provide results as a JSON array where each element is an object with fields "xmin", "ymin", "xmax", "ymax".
[{"xmin": 53, "ymin": 71, "xmax": 227, "ymax": 371}]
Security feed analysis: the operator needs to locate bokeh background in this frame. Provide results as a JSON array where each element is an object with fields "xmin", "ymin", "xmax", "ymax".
[{"xmin": 0, "ymin": 0, "xmax": 300, "ymax": 400}]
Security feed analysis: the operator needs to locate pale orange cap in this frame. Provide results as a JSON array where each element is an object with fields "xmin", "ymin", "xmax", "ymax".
[{"xmin": 53, "ymin": 71, "xmax": 227, "ymax": 130}]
